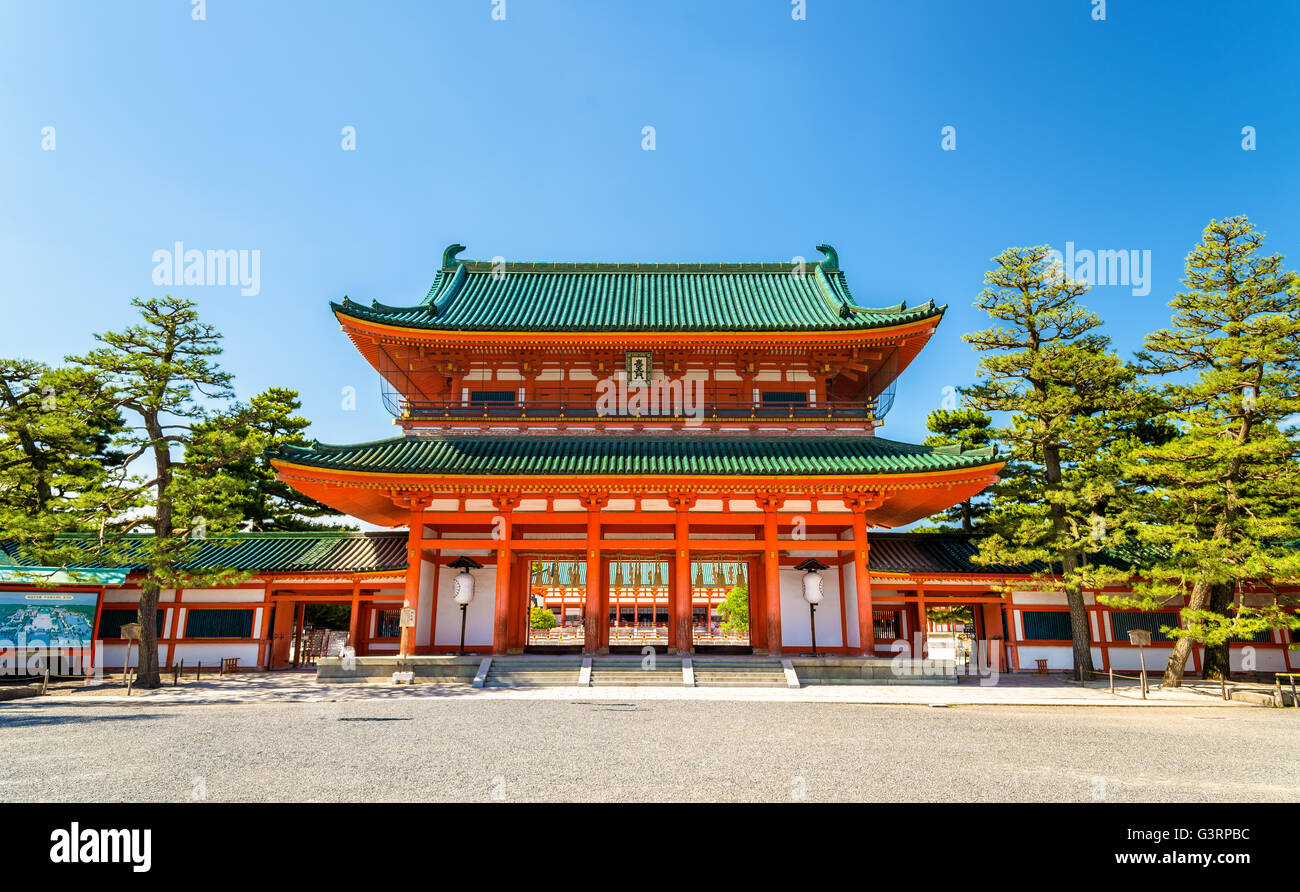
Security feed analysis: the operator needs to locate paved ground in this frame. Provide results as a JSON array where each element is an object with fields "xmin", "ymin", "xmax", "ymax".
[
  {"xmin": 27, "ymin": 671, "xmax": 1272, "ymax": 706},
  {"xmin": 2, "ymin": 697, "xmax": 1296, "ymax": 802}
]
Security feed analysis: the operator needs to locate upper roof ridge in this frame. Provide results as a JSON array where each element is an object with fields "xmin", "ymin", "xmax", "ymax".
[{"xmin": 331, "ymin": 242, "xmax": 948, "ymax": 334}]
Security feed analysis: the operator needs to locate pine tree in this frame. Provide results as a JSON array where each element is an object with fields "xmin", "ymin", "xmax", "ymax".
[
  {"xmin": 1107, "ymin": 217, "xmax": 1300, "ymax": 685},
  {"xmin": 0, "ymin": 360, "xmax": 126, "ymax": 555},
  {"xmin": 922, "ymin": 408, "xmax": 995, "ymax": 530},
  {"xmin": 53, "ymin": 297, "xmax": 266, "ymax": 688},
  {"xmin": 964, "ymin": 246, "xmax": 1137, "ymax": 679},
  {"xmin": 190, "ymin": 387, "xmax": 351, "ymax": 531}
]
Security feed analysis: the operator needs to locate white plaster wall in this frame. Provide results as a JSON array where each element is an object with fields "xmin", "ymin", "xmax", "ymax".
[
  {"xmin": 172, "ymin": 643, "xmax": 259, "ymax": 667},
  {"xmin": 416, "ymin": 558, "xmax": 436, "ymax": 648},
  {"xmin": 1229, "ymin": 646, "xmax": 1285, "ymax": 672},
  {"xmin": 180, "ymin": 588, "xmax": 264, "ymax": 603},
  {"xmin": 1011, "ymin": 590, "xmax": 1096, "ymax": 606},
  {"xmin": 103, "ymin": 587, "xmax": 181, "ymax": 604},
  {"xmin": 780, "ymin": 563, "xmax": 843, "ymax": 648},
  {"xmin": 434, "ymin": 565, "xmax": 496, "ymax": 646},
  {"xmin": 841, "ymin": 559, "xmax": 859, "ymax": 649},
  {"xmin": 1011, "ymin": 591, "xmax": 1066, "ymax": 605},
  {"xmin": 1014, "ymin": 645, "xmax": 1076, "ymax": 670},
  {"xmin": 1105, "ymin": 647, "xmax": 1175, "ymax": 672}
]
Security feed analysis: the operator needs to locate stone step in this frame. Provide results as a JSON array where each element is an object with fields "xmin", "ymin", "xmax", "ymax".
[{"xmin": 695, "ymin": 677, "xmax": 787, "ymax": 683}]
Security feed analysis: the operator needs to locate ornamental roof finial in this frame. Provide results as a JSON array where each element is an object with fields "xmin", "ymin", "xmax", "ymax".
[
  {"xmin": 815, "ymin": 243, "xmax": 839, "ymax": 270},
  {"xmin": 441, "ymin": 243, "xmax": 467, "ymax": 269}
]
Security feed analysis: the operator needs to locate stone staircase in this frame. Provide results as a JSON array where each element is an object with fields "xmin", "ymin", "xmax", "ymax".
[
  {"xmin": 590, "ymin": 655, "xmax": 683, "ymax": 686},
  {"xmin": 482, "ymin": 655, "xmax": 582, "ymax": 687},
  {"xmin": 691, "ymin": 656, "xmax": 788, "ymax": 688}
]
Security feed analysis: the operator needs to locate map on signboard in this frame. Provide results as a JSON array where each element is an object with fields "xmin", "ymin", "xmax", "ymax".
[{"xmin": 0, "ymin": 591, "xmax": 98, "ymax": 647}]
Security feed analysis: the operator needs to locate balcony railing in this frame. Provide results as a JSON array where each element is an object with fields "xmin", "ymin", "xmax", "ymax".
[{"xmin": 390, "ymin": 396, "xmax": 880, "ymax": 422}]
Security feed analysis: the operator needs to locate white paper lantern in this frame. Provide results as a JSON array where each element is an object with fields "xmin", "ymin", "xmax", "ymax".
[
  {"xmin": 802, "ymin": 571, "xmax": 824, "ymax": 605},
  {"xmin": 453, "ymin": 569, "xmax": 476, "ymax": 606}
]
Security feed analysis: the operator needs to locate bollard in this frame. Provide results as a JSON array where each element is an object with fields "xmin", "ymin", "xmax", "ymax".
[
  {"xmin": 173, "ymin": 659, "xmax": 182, "ymax": 686},
  {"xmin": 1276, "ymin": 676, "xmax": 1284, "ymax": 708},
  {"xmin": 40, "ymin": 668, "xmax": 50, "ymax": 696},
  {"xmin": 1221, "ymin": 675, "xmax": 1228, "ymax": 702},
  {"xmin": 196, "ymin": 660, "xmax": 201, "ymax": 681},
  {"xmin": 1109, "ymin": 666, "xmax": 1114, "ymax": 695},
  {"xmin": 1291, "ymin": 676, "xmax": 1298, "ymax": 709}
]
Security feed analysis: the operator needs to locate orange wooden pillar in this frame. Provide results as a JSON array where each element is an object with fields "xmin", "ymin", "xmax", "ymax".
[
  {"xmin": 425, "ymin": 548, "xmax": 441, "ymax": 653},
  {"xmin": 671, "ymin": 493, "xmax": 696, "ymax": 654},
  {"xmin": 292, "ymin": 602, "xmax": 306, "ymax": 667},
  {"xmin": 915, "ymin": 583, "xmax": 927, "ymax": 658},
  {"xmin": 760, "ymin": 495, "xmax": 783, "ymax": 655},
  {"xmin": 981, "ymin": 600, "xmax": 1004, "ymax": 670},
  {"xmin": 850, "ymin": 507, "xmax": 875, "ymax": 657},
  {"xmin": 747, "ymin": 554, "xmax": 765, "ymax": 648},
  {"xmin": 399, "ymin": 510, "xmax": 424, "ymax": 658},
  {"xmin": 348, "ymin": 578, "xmax": 361, "ymax": 649},
  {"xmin": 491, "ymin": 493, "xmax": 519, "ymax": 655},
  {"xmin": 582, "ymin": 494, "xmax": 607, "ymax": 654}
]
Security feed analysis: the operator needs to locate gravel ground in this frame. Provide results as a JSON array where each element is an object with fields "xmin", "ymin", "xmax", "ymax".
[{"xmin": 1, "ymin": 698, "xmax": 1296, "ymax": 802}]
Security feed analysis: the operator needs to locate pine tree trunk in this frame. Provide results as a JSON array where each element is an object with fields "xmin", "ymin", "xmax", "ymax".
[
  {"xmin": 1201, "ymin": 583, "xmax": 1234, "ymax": 681},
  {"xmin": 138, "ymin": 411, "xmax": 171, "ymax": 690},
  {"xmin": 135, "ymin": 581, "xmax": 163, "ymax": 688},
  {"xmin": 961, "ymin": 500, "xmax": 972, "ymax": 531},
  {"xmin": 1163, "ymin": 579, "xmax": 1211, "ymax": 687},
  {"xmin": 1062, "ymin": 549, "xmax": 1094, "ymax": 680},
  {"xmin": 1044, "ymin": 442, "xmax": 1093, "ymax": 680}
]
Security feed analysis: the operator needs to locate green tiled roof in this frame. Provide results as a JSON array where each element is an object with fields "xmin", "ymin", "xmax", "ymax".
[
  {"xmin": 0, "ymin": 533, "xmax": 1170, "ymax": 580},
  {"xmin": 273, "ymin": 435, "xmax": 1000, "ymax": 477},
  {"xmin": 0, "ymin": 566, "xmax": 129, "ymax": 585},
  {"xmin": 332, "ymin": 243, "xmax": 946, "ymax": 333},
  {"xmin": 0, "ymin": 532, "xmax": 407, "ymax": 575},
  {"xmin": 868, "ymin": 533, "xmax": 1160, "ymax": 575}
]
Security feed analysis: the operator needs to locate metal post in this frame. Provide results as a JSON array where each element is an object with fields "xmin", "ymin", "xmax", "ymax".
[
  {"xmin": 458, "ymin": 603, "xmax": 468, "ymax": 656},
  {"xmin": 808, "ymin": 603, "xmax": 818, "ymax": 656}
]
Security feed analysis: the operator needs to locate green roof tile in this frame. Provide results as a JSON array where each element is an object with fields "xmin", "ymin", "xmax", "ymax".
[
  {"xmin": 272, "ymin": 435, "xmax": 1000, "ymax": 477},
  {"xmin": 0, "ymin": 532, "xmax": 1173, "ymax": 578},
  {"xmin": 332, "ymin": 244, "xmax": 945, "ymax": 333},
  {"xmin": 0, "ymin": 532, "xmax": 407, "ymax": 575}
]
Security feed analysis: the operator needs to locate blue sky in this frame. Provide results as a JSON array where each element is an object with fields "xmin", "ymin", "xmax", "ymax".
[{"xmin": 2, "ymin": 0, "xmax": 1297, "ymax": 449}]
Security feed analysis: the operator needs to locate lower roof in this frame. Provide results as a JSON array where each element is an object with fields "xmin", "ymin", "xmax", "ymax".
[
  {"xmin": 0, "ymin": 531, "xmax": 1153, "ymax": 580},
  {"xmin": 271, "ymin": 435, "xmax": 999, "ymax": 477},
  {"xmin": 0, "ymin": 532, "xmax": 407, "ymax": 576}
]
